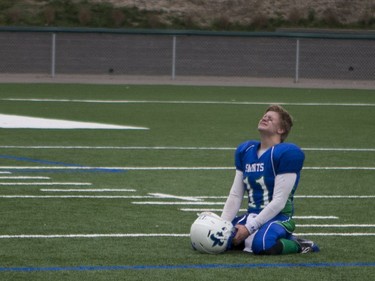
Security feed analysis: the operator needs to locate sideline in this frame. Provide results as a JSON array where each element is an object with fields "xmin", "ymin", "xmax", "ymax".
[{"xmin": 0, "ymin": 74, "xmax": 374, "ymax": 89}]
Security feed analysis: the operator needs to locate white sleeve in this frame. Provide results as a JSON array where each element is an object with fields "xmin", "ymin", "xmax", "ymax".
[
  {"xmin": 221, "ymin": 170, "xmax": 245, "ymax": 222},
  {"xmin": 245, "ymin": 173, "xmax": 297, "ymax": 233}
]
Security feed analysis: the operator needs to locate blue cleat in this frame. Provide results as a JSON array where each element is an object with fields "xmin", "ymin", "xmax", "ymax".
[{"xmin": 292, "ymin": 236, "xmax": 320, "ymax": 254}]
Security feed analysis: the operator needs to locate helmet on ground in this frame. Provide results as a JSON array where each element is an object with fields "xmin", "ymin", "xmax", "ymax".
[{"xmin": 190, "ymin": 212, "xmax": 235, "ymax": 254}]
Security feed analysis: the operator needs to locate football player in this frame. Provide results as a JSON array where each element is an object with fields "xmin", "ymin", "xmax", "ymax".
[{"xmin": 221, "ymin": 104, "xmax": 319, "ymax": 254}]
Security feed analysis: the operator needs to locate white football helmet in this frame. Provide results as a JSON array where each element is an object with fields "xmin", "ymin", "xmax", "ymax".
[{"xmin": 190, "ymin": 212, "xmax": 235, "ymax": 254}]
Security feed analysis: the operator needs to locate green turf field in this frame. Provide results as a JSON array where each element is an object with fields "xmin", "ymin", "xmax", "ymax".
[{"xmin": 0, "ymin": 83, "xmax": 374, "ymax": 280}]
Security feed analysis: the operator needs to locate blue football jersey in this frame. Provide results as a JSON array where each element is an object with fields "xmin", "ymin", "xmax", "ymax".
[{"xmin": 235, "ymin": 141, "xmax": 305, "ymax": 217}]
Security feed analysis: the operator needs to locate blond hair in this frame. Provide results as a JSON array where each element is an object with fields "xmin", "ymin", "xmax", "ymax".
[{"xmin": 265, "ymin": 105, "xmax": 293, "ymax": 142}]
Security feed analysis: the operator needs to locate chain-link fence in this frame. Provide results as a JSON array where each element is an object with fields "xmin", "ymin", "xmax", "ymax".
[{"xmin": 0, "ymin": 27, "xmax": 374, "ymax": 82}]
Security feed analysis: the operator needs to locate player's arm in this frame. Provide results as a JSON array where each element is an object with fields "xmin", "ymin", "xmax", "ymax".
[
  {"xmin": 233, "ymin": 173, "xmax": 296, "ymax": 244},
  {"xmin": 249, "ymin": 173, "xmax": 296, "ymax": 228},
  {"xmin": 221, "ymin": 170, "xmax": 245, "ymax": 222}
]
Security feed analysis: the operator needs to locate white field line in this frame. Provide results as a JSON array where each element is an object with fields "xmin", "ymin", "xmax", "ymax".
[
  {"xmin": 0, "ymin": 195, "xmax": 154, "ymax": 199},
  {"xmin": 133, "ymin": 202, "xmax": 223, "ymax": 205},
  {"xmin": 0, "ymin": 176, "xmax": 51, "ymax": 180},
  {"xmin": 0, "ymin": 114, "xmax": 148, "ymax": 130},
  {"xmin": 0, "ymin": 176, "xmax": 50, "ymax": 179},
  {"xmin": 149, "ymin": 193, "xmax": 203, "ymax": 201},
  {"xmin": 132, "ymin": 195, "xmax": 375, "ymax": 205},
  {"xmin": 3, "ymin": 98, "xmax": 375, "ymax": 107},
  {"xmin": 40, "ymin": 188, "xmax": 137, "ymax": 192},
  {"xmin": 0, "ymin": 232, "xmax": 374, "ymax": 239},
  {"xmin": 297, "ymin": 224, "xmax": 375, "ymax": 228},
  {"xmin": 148, "ymin": 194, "xmax": 375, "ymax": 200},
  {"xmin": 193, "ymin": 196, "xmax": 227, "ymax": 199},
  {"xmin": 294, "ymin": 195, "xmax": 375, "ymax": 199},
  {"xmin": 0, "ymin": 233, "xmax": 190, "ymax": 239},
  {"xmin": 0, "ymin": 166, "xmax": 232, "ymax": 171},
  {"xmin": 0, "ymin": 171, "xmax": 11, "ymax": 174},
  {"xmin": 293, "ymin": 233, "xmax": 375, "ymax": 236},
  {"xmin": 303, "ymin": 148, "xmax": 375, "ymax": 152},
  {"xmin": 303, "ymin": 167, "xmax": 375, "ymax": 170},
  {"xmin": 0, "ymin": 145, "xmax": 374, "ymax": 152},
  {"xmin": 191, "ymin": 195, "xmax": 375, "ymax": 199},
  {"xmin": 181, "ymin": 195, "xmax": 375, "ymax": 199},
  {"xmin": 0, "ymin": 182, "xmax": 91, "ymax": 186},
  {"xmin": 0, "ymin": 166, "xmax": 375, "ymax": 171},
  {"xmin": 285, "ymin": 216, "xmax": 338, "ymax": 220},
  {"xmin": 0, "ymin": 195, "xmax": 373, "ymax": 200},
  {"xmin": 179, "ymin": 209, "xmax": 339, "ymax": 220}
]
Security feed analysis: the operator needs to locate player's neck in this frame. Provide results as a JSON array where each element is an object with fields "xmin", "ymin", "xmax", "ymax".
[{"xmin": 259, "ymin": 134, "xmax": 281, "ymax": 150}]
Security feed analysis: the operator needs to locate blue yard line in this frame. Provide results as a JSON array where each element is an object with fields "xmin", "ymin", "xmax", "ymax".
[
  {"xmin": 0, "ymin": 262, "xmax": 374, "ymax": 272},
  {"xmin": 0, "ymin": 154, "xmax": 82, "ymax": 167},
  {"xmin": 0, "ymin": 155, "xmax": 124, "ymax": 173}
]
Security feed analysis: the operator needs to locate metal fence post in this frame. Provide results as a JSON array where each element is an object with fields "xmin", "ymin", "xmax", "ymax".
[
  {"xmin": 51, "ymin": 33, "xmax": 56, "ymax": 78},
  {"xmin": 294, "ymin": 39, "xmax": 299, "ymax": 83},
  {"xmin": 172, "ymin": 35, "xmax": 176, "ymax": 80},
  {"xmin": 295, "ymin": 39, "xmax": 300, "ymax": 83}
]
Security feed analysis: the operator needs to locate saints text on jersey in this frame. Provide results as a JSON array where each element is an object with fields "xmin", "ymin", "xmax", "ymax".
[{"xmin": 245, "ymin": 163, "xmax": 264, "ymax": 172}]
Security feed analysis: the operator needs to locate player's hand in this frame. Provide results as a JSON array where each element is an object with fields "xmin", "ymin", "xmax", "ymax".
[{"xmin": 232, "ymin": 224, "xmax": 250, "ymax": 246}]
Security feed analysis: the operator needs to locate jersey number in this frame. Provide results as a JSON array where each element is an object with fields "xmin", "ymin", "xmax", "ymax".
[{"xmin": 244, "ymin": 176, "xmax": 270, "ymax": 209}]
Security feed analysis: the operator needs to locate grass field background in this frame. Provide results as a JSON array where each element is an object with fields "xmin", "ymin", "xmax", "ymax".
[{"xmin": 0, "ymin": 83, "xmax": 374, "ymax": 280}]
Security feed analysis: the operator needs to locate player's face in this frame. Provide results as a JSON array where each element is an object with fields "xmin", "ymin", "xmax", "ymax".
[{"xmin": 258, "ymin": 111, "xmax": 283, "ymax": 135}]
